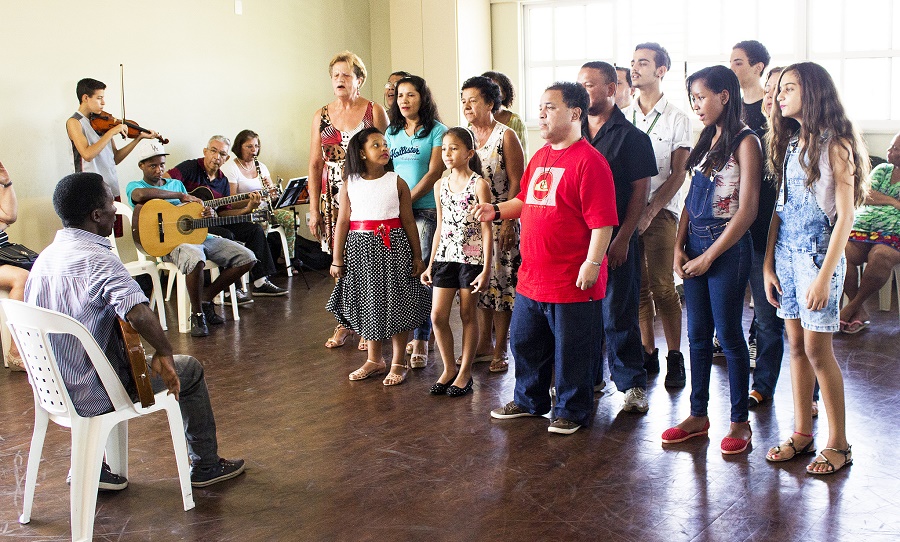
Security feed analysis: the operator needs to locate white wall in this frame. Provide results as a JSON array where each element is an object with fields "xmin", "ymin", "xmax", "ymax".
[{"xmin": 2, "ymin": 0, "xmax": 375, "ymax": 250}]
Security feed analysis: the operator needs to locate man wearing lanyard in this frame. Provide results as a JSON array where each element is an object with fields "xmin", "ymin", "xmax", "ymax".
[
  {"xmin": 579, "ymin": 61, "xmax": 657, "ymax": 413},
  {"xmin": 625, "ymin": 42, "xmax": 693, "ymax": 388}
]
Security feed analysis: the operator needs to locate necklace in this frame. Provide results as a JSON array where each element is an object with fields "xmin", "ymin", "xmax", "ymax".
[{"xmin": 532, "ymin": 139, "xmax": 578, "ymax": 199}]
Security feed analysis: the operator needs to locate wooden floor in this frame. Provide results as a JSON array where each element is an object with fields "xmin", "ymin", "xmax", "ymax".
[{"xmin": 1, "ymin": 267, "xmax": 899, "ymax": 541}]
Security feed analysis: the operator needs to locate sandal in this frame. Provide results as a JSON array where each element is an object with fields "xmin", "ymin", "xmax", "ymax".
[
  {"xmin": 348, "ymin": 360, "xmax": 386, "ymax": 381},
  {"xmin": 410, "ymin": 344, "xmax": 428, "ymax": 369},
  {"xmin": 325, "ymin": 325, "xmax": 354, "ymax": 348},
  {"xmin": 811, "ymin": 401, "xmax": 819, "ymax": 418},
  {"xmin": 7, "ymin": 351, "xmax": 26, "ymax": 372},
  {"xmin": 383, "ymin": 363, "xmax": 409, "ymax": 386},
  {"xmin": 489, "ymin": 358, "xmax": 509, "ymax": 373},
  {"xmin": 357, "ymin": 337, "xmax": 368, "ymax": 351},
  {"xmin": 807, "ymin": 446, "xmax": 853, "ymax": 475},
  {"xmin": 766, "ymin": 433, "xmax": 816, "ymax": 462},
  {"xmin": 456, "ymin": 353, "xmax": 494, "ymax": 366}
]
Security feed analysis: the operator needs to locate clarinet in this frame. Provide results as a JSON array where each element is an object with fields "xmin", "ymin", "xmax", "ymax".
[{"xmin": 255, "ymin": 157, "xmax": 281, "ymax": 223}]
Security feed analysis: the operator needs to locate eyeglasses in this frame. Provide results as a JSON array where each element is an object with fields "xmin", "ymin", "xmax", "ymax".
[
  {"xmin": 385, "ymin": 82, "xmax": 396, "ymax": 90},
  {"xmin": 205, "ymin": 148, "xmax": 229, "ymax": 158}
]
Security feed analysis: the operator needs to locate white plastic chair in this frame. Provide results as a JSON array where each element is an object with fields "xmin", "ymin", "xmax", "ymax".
[
  {"xmin": 0, "ymin": 299, "xmax": 195, "ymax": 542},
  {"xmin": 267, "ymin": 223, "xmax": 293, "ymax": 276},
  {"xmin": 877, "ymin": 263, "xmax": 900, "ymax": 322},
  {"xmin": 158, "ymin": 259, "xmax": 240, "ymax": 333},
  {"xmin": 0, "ymin": 289, "xmax": 8, "ymax": 367},
  {"xmin": 109, "ymin": 202, "xmax": 167, "ymax": 330}
]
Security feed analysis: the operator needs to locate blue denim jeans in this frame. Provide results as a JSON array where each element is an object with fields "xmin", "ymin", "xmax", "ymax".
[
  {"xmin": 747, "ymin": 246, "xmax": 785, "ymax": 398},
  {"xmin": 510, "ymin": 294, "xmax": 603, "ymax": 425},
  {"xmin": 684, "ymin": 224, "xmax": 752, "ymax": 423},
  {"xmin": 602, "ymin": 232, "xmax": 646, "ymax": 391},
  {"xmin": 413, "ymin": 208, "xmax": 437, "ymax": 341},
  {"xmin": 150, "ymin": 355, "xmax": 219, "ymax": 468}
]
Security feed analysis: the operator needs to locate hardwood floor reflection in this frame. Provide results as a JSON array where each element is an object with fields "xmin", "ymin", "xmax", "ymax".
[{"xmin": 1, "ymin": 269, "xmax": 899, "ymax": 541}]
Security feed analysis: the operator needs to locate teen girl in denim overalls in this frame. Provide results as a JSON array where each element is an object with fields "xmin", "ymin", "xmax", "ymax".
[
  {"xmin": 662, "ymin": 66, "xmax": 761, "ymax": 455},
  {"xmin": 763, "ymin": 62, "xmax": 869, "ymax": 475}
]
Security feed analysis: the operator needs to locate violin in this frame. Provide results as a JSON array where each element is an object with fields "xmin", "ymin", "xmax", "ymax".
[{"xmin": 89, "ymin": 111, "xmax": 169, "ymax": 144}]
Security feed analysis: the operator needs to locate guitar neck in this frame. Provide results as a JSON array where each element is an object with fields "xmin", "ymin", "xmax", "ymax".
[
  {"xmin": 203, "ymin": 190, "xmax": 264, "ymax": 209},
  {"xmin": 192, "ymin": 213, "xmax": 259, "ymax": 229}
]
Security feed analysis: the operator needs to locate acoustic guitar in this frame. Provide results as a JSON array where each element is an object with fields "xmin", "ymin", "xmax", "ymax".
[
  {"xmin": 132, "ymin": 199, "xmax": 267, "ymax": 257},
  {"xmin": 118, "ymin": 318, "xmax": 154, "ymax": 408}
]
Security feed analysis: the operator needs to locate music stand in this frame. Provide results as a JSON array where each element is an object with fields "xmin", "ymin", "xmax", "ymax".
[{"xmin": 272, "ymin": 177, "xmax": 314, "ymax": 287}]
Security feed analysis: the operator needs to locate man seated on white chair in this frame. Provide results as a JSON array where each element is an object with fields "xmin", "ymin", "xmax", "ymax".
[
  {"xmin": 25, "ymin": 171, "xmax": 246, "ymax": 488},
  {"xmin": 126, "ymin": 141, "xmax": 257, "ymax": 337}
]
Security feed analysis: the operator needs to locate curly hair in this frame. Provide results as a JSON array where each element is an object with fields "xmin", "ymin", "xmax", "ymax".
[
  {"xmin": 481, "ymin": 71, "xmax": 516, "ymax": 108},
  {"xmin": 461, "ymin": 76, "xmax": 502, "ymax": 114},
  {"xmin": 766, "ymin": 62, "xmax": 869, "ymax": 207},
  {"xmin": 53, "ymin": 172, "xmax": 109, "ymax": 227}
]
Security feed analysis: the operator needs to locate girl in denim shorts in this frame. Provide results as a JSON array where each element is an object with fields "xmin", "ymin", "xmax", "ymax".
[
  {"xmin": 662, "ymin": 66, "xmax": 762, "ymax": 455},
  {"xmin": 763, "ymin": 62, "xmax": 870, "ymax": 475}
]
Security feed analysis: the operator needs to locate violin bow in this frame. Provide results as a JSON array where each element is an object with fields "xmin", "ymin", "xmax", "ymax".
[{"xmin": 120, "ymin": 63, "xmax": 127, "ymax": 139}]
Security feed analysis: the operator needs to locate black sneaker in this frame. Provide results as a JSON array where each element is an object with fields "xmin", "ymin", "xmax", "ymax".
[
  {"xmin": 665, "ymin": 350, "xmax": 686, "ymax": 388},
  {"xmin": 191, "ymin": 458, "xmax": 246, "ymax": 488},
  {"xmin": 218, "ymin": 289, "xmax": 253, "ymax": 306},
  {"xmin": 643, "ymin": 347, "xmax": 660, "ymax": 375},
  {"xmin": 190, "ymin": 313, "xmax": 209, "ymax": 337},
  {"xmin": 253, "ymin": 280, "xmax": 288, "ymax": 297},
  {"xmin": 201, "ymin": 302, "xmax": 225, "ymax": 325},
  {"xmin": 66, "ymin": 462, "xmax": 128, "ymax": 491}
]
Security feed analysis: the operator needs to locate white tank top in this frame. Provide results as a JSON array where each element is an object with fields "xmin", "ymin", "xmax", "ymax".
[{"xmin": 347, "ymin": 172, "xmax": 400, "ymax": 221}]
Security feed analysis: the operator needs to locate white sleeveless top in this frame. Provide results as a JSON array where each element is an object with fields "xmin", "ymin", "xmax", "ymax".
[{"xmin": 347, "ymin": 172, "xmax": 400, "ymax": 221}]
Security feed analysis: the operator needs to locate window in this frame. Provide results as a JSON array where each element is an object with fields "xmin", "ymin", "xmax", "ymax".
[{"xmin": 521, "ymin": 0, "xmax": 900, "ymax": 130}]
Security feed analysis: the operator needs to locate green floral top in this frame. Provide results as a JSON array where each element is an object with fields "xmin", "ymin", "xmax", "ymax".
[{"xmin": 849, "ymin": 163, "xmax": 900, "ymax": 250}]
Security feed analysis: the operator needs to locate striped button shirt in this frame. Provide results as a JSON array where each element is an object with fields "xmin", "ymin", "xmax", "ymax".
[{"xmin": 24, "ymin": 228, "xmax": 148, "ymax": 416}]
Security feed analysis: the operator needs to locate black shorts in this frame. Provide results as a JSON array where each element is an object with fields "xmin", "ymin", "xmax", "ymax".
[{"xmin": 431, "ymin": 260, "xmax": 482, "ymax": 289}]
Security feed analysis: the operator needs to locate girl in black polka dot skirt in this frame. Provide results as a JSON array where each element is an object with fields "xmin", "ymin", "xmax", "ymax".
[{"xmin": 327, "ymin": 127, "xmax": 431, "ymax": 386}]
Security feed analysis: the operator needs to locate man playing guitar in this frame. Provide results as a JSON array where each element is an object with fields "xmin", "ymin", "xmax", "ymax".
[
  {"xmin": 26, "ymin": 171, "xmax": 245, "ymax": 488},
  {"xmin": 126, "ymin": 141, "xmax": 257, "ymax": 337}
]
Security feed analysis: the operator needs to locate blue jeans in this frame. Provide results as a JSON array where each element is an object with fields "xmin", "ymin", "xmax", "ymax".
[
  {"xmin": 150, "ymin": 355, "xmax": 219, "ymax": 468},
  {"xmin": 510, "ymin": 294, "xmax": 603, "ymax": 425},
  {"xmin": 602, "ymin": 232, "xmax": 646, "ymax": 391},
  {"xmin": 413, "ymin": 208, "xmax": 437, "ymax": 341},
  {"xmin": 748, "ymin": 246, "xmax": 784, "ymax": 398},
  {"xmin": 684, "ymin": 225, "xmax": 751, "ymax": 423}
]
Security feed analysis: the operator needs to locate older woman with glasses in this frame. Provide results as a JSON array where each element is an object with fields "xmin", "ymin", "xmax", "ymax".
[{"xmin": 308, "ymin": 51, "xmax": 389, "ymax": 349}]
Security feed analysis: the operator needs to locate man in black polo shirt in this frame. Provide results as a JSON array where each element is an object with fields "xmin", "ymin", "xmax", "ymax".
[
  {"xmin": 579, "ymin": 61, "xmax": 657, "ymax": 413},
  {"xmin": 167, "ymin": 135, "xmax": 287, "ymax": 298}
]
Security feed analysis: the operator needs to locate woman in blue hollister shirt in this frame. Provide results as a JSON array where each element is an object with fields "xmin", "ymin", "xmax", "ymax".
[{"xmin": 385, "ymin": 75, "xmax": 447, "ymax": 367}]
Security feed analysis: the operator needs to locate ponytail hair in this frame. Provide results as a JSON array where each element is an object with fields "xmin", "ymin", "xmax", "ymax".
[{"xmin": 444, "ymin": 127, "xmax": 483, "ymax": 176}]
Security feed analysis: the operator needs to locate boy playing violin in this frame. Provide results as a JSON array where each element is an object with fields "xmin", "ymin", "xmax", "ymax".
[{"xmin": 66, "ymin": 78, "xmax": 158, "ymax": 235}]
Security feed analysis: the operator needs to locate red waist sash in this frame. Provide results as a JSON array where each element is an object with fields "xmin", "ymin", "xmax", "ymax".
[{"xmin": 349, "ymin": 218, "xmax": 402, "ymax": 249}]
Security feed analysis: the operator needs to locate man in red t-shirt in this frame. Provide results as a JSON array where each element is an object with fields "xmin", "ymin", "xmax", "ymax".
[{"xmin": 474, "ymin": 82, "xmax": 618, "ymax": 435}]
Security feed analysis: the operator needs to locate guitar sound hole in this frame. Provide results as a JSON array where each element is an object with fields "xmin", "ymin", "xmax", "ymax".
[{"xmin": 177, "ymin": 216, "xmax": 194, "ymax": 234}]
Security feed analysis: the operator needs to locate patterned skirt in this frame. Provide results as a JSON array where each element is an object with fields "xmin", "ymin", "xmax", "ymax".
[
  {"xmin": 326, "ymin": 229, "xmax": 431, "ymax": 341},
  {"xmin": 477, "ymin": 219, "xmax": 521, "ymax": 312},
  {"xmin": 849, "ymin": 229, "xmax": 900, "ymax": 252}
]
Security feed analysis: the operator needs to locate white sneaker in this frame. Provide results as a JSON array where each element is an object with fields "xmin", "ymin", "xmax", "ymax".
[{"xmin": 622, "ymin": 387, "xmax": 649, "ymax": 413}]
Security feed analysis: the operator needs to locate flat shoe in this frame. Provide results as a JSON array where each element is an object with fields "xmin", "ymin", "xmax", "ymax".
[
  {"xmin": 766, "ymin": 435, "xmax": 816, "ymax": 462},
  {"xmin": 842, "ymin": 320, "xmax": 870, "ymax": 334},
  {"xmin": 383, "ymin": 364, "xmax": 408, "ymax": 386},
  {"xmin": 489, "ymin": 358, "xmax": 509, "ymax": 373},
  {"xmin": 455, "ymin": 353, "xmax": 493, "ymax": 366},
  {"xmin": 446, "ymin": 377, "xmax": 473, "ymax": 397},
  {"xmin": 662, "ymin": 420, "xmax": 710, "ymax": 444},
  {"xmin": 348, "ymin": 360, "xmax": 386, "ymax": 381},
  {"xmin": 721, "ymin": 424, "xmax": 752, "ymax": 455},
  {"xmin": 325, "ymin": 325, "xmax": 354, "ymax": 348},
  {"xmin": 807, "ymin": 446, "xmax": 852, "ymax": 475}
]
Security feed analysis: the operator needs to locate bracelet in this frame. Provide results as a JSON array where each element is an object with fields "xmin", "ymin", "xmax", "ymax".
[
  {"xmin": 492, "ymin": 203, "xmax": 500, "ymax": 221},
  {"xmin": 0, "ymin": 180, "xmax": 11, "ymax": 188},
  {"xmin": 586, "ymin": 259, "xmax": 601, "ymax": 266},
  {"xmin": 330, "ymin": 264, "xmax": 345, "ymax": 267}
]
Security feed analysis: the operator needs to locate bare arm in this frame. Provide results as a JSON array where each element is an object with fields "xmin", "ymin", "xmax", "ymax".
[
  {"xmin": 130, "ymin": 187, "xmax": 199, "ymax": 204},
  {"xmin": 66, "ymin": 117, "xmax": 127, "ymax": 162},
  {"xmin": 673, "ymin": 206, "xmax": 690, "ymax": 279},
  {"xmin": 329, "ymin": 182, "xmax": 352, "ymax": 278},
  {"xmin": 308, "ymin": 109, "xmax": 325, "ymax": 222},
  {"xmin": 409, "ymin": 146, "xmax": 447, "ymax": 203},
  {"xmin": 473, "ymin": 178, "xmax": 495, "ymax": 292},
  {"xmin": 397, "ymin": 178, "xmax": 424, "ymax": 276},
  {"xmin": 608, "ymin": 176, "xmax": 651, "ymax": 269},
  {"xmin": 372, "ymin": 103, "xmax": 389, "ymax": 132},
  {"xmin": 499, "ymin": 129, "xmax": 525, "ymax": 252},
  {"xmin": 864, "ymin": 189, "xmax": 900, "ymax": 210},
  {"xmin": 473, "ymin": 198, "xmax": 524, "ymax": 222},
  {"xmin": 639, "ymin": 147, "xmax": 690, "ymax": 233},
  {"xmin": 576, "ymin": 226, "xmax": 614, "ymax": 290},
  {"xmin": 0, "ymin": 161, "xmax": 18, "ymax": 226},
  {"xmin": 420, "ymin": 181, "xmax": 444, "ymax": 286},
  {"xmin": 125, "ymin": 303, "xmax": 179, "ymax": 399},
  {"xmin": 805, "ymin": 139, "xmax": 857, "ymax": 310},
  {"xmin": 763, "ymin": 210, "xmax": 783, "ymax": 308},
  {"xmin": 681, "ymin": 135, "xmax": 761, "ymax": 277},
  {"xmin": 112, "ymin": 130, "xmax": 158, "ymax": 165}
]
